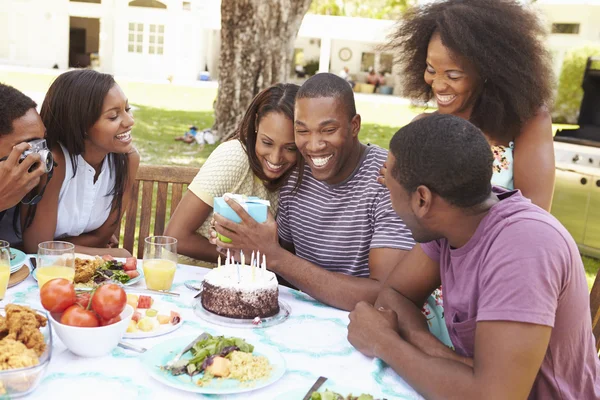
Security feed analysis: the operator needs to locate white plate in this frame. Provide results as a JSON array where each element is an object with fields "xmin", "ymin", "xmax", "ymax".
[
  {"xmin": 193, "ymin": 298, "xmax": 291, "ymax": 329},
  {"xmin": 124, "ymin": 299, "xmax": 183, "ymax": 339},
  {"xmin": 141, "ymin": 334, "xmax": 286, "ymax": 395},
  {"xmin": 32, "ymin": 265, "xmax": 144, "ymax": 287}
]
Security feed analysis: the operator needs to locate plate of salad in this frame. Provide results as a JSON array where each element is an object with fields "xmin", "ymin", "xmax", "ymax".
[
  {"xmin": 33, "ymin": 255, "xmax": 144, "ymax": 288},
  {"xmin": 274, "ymin": 381, "xmax": 385, "ymax": 400},
  {"xmin": 141, "ymin": 334, "xmax": 286, "ymax": 394}
]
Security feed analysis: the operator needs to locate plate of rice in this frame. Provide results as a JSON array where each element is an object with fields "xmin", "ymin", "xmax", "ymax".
[{"xmin": 141, "ymin": 334, "xmax": 285, "ymax": 394}]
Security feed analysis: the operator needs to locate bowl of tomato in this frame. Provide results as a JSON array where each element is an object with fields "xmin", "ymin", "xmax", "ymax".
[
  {"xmin": 49, "ymin": 303, "xmax": 133, "ymax": 357},
  {"xmin": 41, "ymin": 279, "xmax": 134, "ymax": 357}
]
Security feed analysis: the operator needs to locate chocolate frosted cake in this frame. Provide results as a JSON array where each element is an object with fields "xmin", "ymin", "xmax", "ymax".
[{"xmin": 201, "ymin": 264, "xmax": 280, "ymax": 319}]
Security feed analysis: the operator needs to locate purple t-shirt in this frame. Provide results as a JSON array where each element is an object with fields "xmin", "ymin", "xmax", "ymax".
[{"xmin": 421, "ymin": 188, "xmax": 600, "ymax": 399}]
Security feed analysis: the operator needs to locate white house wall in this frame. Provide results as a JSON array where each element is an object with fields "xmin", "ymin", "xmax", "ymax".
[
  {"xmin": 1, "ymin": 0, "xmax": 69, "ymax": 69},
  {"xmin": 330, "ymin": 39, "xmax": 379, "ymax": 76},
  {"xmin": 536, "ymin": 3, "xmax": 600, "ymax": 78},
  {"xmin": 1, "ymin": 0, "xmax": 599, "ymax": 84}
]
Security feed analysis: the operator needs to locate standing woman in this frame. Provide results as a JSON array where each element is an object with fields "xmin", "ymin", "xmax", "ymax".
[
  {"xmin": 21, "ymin": 69, "xmax": 139, "ymax": 257},
  {"xmin": 380, "ymin": 0, "xmax": 556, "ymax": 348},
  {"xmin": 165, "ymin": 83, "xmax": 301, "ymax": 264},
  {"xmin": 385, "ymin": 0, "xmax": 555, "ymax": 210}
]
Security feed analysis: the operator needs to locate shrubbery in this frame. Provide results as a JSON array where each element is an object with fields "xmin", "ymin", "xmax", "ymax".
[{"xmin": 553, "ymin": 46, "xmax": 600, "ymax": 124}]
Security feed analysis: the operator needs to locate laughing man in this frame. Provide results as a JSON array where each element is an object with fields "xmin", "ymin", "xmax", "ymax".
[{"xmin": 212, "ymin": 73, "xmax": 415, "ymax": 310}]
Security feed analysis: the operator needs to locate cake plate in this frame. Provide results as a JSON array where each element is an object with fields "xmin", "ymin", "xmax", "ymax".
[{"xmin": 193, "ymin": 298, "xmax": 291, "ymax": 329}]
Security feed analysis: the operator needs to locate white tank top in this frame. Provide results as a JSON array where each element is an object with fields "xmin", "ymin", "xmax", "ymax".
[{"xmin": 55, "ymin": 144, "xmax": 115, "ymax": 239}]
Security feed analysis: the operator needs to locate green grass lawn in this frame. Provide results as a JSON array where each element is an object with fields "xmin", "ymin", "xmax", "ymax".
[{"xmin": 1, "ymin": 69, "xmax": 598, "ymax": 288}]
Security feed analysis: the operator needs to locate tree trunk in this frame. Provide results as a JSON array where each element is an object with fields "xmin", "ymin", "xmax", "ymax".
[{"xmin": 214, "ymin": 0, "xmax": 312, "ymax": 141}]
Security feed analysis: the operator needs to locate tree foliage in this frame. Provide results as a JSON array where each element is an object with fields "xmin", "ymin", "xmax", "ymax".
[
  {"xmin": 308, "ymin": 0, "xmax": 415, "ymax": 20},
  {"xmin": 553, "ymin": 46, "xmax": 600, "ymax": 124}
]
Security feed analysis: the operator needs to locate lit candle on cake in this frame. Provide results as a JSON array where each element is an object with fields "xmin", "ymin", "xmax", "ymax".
[
  {"xmin": 217, "ymin": 255, "xmax": 221, "ymax": 270},
  {"xmin": 240, "ymin": 250, "xmax": 245, "ymax": 268},
  {"xmin": 226, "ymin": 249, "xmax": 231, "ymax": 265},
  {"xmin": 251, "ymin": 251, "xmax": 256, "ymax": 282}
]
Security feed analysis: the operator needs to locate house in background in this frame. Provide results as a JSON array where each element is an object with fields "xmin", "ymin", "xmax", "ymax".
[{"xmin": 1, "ymin": 0, "xmax": 599, "ymax": 93}]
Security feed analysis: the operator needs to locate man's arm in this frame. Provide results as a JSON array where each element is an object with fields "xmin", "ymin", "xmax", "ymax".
[
  {"xmin": 375, "ymin": 244, "xmax": 472, "ymax": 366},
  {"xmin": 349, "ymin": 302, "xmax": 551, "ymax": 400},
  {"xmin": 270, "ymin": 246, "xmax": 408, "ymax": 310},
  {"xmin": 212, "ymin": 196, "xmax": 408, "ymax": 311}
]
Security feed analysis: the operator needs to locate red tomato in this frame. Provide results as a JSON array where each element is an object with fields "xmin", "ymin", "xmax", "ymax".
[
  {"xmin": 102, "ymin": 255, "xmax": 115, "ymax": 261},
  {"xmin": 75, "ymin": 292, "xmax": 92, "ymax": 308},
  {"xmin": 60, "ymin": 305, "xmax": 100, "ymax": 327},
  {"xmin": 137, "ymin": 295, "xmax": 152, "ymax": 309},
  {"xmin": 132, "ymin": 311, "xmax": 142, "ymax": 323},
  {"xmin": 124, "ymin": 257, "xmax": 137, "ymax": 271},
  {"xmin": 91, "ymin": 284, "xmax": 127, "ymax": 320},
  {"xmin": 125, "ymin": 270, "xmax": 139, "ymax": 279},
  {"xmin": 99, "ymin": 315, "xmax": 122, "ymax": 326},
  {"xmin": 40, "ymin": 278, "xmax": 76, "ymax": 313}
]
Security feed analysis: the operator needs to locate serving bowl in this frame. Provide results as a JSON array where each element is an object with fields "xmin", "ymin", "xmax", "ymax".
[
  {"xmin": 0, "ymin": 307, "xmax": 52, "ymax": 398},
  {"xmin": 49, "ymin": 304, "xmax": 133, "ymax": 357}
]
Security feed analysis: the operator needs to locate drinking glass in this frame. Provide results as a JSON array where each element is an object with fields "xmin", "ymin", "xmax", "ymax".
[
  {"xmin": 143, "ymin": 236, "xmax": 177, "ymax": 290},
  {"xmin": 0, "ymin": 241, "xmax": 10, "ymax": 300},
  {"xmin": 36, "ymin": 241, "xmax": 75, "ymax": 288}
]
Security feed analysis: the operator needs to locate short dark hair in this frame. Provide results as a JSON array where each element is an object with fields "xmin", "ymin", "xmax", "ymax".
[
  {"xmin": 296, "ymin": 72, "xmax": 356, "ymax": 120},
  {"xmin": 0, "ymin": 83, "xmax": 37, "ymax": 136},
  {"xmin": 237, "ymin": 83, "xmax": 301, "ymax": 191},
  {"xmin": 40, "ymin": 69, "xmax": 128, "ymax": 223},
  {"xmin": 386, "ymin": 0, "xmax": 553, "ymax": 142},
  {"xmin": 389, "ymin": 114, "xmax": 493, "ymax": 208}
]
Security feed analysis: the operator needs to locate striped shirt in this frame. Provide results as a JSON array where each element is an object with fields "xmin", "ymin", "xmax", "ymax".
[{"xmin": 277, "ymin": 144, "xmax": 415, "ymax": 277}]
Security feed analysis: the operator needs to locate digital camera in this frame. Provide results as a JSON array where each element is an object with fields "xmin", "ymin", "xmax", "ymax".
[{"xmin": 21, "ymin": 139, "xmax": 54, "ymax": 173}]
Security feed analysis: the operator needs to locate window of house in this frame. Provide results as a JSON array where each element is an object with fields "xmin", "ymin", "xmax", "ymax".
[
  {"xmin": 361, "ymin": 52, "xmax": 375, "ymax": 72},
  {"xmin": 148, "ymin": 24, "xmax": 165, "ymax": 55},
  {"xmin": 183, "ymin": 1, "xmax": 191, "ymax": 10},
  {"xmin": 128, "ymin": 0, "xmax": 167, "ymax": 9},
  {"xmin": 379, "ymin": 53, "xmax": 394, "ymax": 74},
  {"xmin": 128, "ymin": 23, "xmax": 144, "ymax": 53},
  {"xmin": 551, "ymin": 23, "xmax": 580, "ymax": 34}
]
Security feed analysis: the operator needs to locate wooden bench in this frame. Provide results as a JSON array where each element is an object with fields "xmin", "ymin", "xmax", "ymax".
[{"xmin": 115, "ymin": 165, "xmax": 199, "ymax": 258}]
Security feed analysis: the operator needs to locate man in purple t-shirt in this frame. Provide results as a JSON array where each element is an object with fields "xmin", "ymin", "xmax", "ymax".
[{"xmin": 348, "ymin": 114, "xmax": 600, "ymax": 399}]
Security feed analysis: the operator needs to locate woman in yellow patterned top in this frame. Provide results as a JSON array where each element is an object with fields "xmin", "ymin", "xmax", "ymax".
[{"xmin": 165, "ymin": 83, "xmax": 300, "ymax": 263}]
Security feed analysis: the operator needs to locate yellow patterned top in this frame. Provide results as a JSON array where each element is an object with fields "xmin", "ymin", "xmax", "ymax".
[{"xmin": 187, "ymin": 139, "xmax": 279, "ymax": 240}]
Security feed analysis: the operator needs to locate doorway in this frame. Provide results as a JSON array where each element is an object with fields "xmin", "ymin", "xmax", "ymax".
[{"xmin": 69, "ymin": 17, "xmax": 100, "ymax": 68}]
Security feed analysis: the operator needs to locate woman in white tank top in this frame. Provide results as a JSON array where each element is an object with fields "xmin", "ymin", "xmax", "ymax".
[{"xmin": 21, "ymin": 70, "xmax": 139, "ymax": 257}]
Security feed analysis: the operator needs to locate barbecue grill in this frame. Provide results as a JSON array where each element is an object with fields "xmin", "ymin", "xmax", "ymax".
[{"xmin": 552, "ymin": 56, "xmax": 600, "ymax": 258}]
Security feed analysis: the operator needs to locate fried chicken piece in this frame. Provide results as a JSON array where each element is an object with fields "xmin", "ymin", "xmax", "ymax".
[
  {"xmin": 0, "ymin": 315, "xmax": 7, "ymax": 340},
  {"xmin": 0, "ymin": 338, "xmax": 39, "ymax": 371},
  {"xmin": 74, "ymin": 258, "xmax": 100, "ymax": 284},
  {"xmin": 4, "ymin": 304, "xmax": 47, "ymax": 357}
]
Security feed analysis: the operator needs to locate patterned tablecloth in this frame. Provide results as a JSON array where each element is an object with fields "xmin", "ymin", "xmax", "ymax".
[{"xmin": 1, "ymin": 262, "xmax": 422, "ymax": 400}]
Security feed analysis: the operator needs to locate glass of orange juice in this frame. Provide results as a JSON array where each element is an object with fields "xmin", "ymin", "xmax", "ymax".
[
  {"xmin": 36, "ymin": 241, "xmax": 75, "ymax": 289},
  {"xmin": 143, "ymin": 236, "xmax": 177, "ymax": 291},
  {"xmin": 0, "ymin": 241, "xmax": 11, "ymax": 300}
]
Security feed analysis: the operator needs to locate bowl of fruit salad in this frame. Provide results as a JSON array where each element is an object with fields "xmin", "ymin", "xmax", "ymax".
[{"xmin": 40, "ymin": 279, "xmax": 133, "ymax": 357}]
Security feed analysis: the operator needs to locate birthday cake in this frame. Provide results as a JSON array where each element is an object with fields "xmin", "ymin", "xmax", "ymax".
[{"xmin": 201, "ymin": 254, "xmax": 280, "ymax": 319}]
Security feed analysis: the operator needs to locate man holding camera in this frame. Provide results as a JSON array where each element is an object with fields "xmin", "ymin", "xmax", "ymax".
[{"xmin": 0, "ymin": 83, "xmax": 48, "ymax": 243}]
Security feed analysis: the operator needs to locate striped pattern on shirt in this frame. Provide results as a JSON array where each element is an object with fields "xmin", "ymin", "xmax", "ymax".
[{"xmin": 277, "ymin": 145, "xmax": 415, "ymax": 277}]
